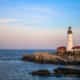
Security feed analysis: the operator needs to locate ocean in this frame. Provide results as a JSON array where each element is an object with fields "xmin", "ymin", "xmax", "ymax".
[{"xmin": 0, "ymin": 49, "xmax": 80, "ymax": 80}]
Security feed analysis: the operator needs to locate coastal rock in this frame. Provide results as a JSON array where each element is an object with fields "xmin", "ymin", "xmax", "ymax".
[
  {"xmin": 54, "ymin": 68, "xmax": 80, "ymax": 76},
  {"xmin": 21, "ymin": 54, "xmax": 34, "ymax": 61},
  {"xmin": 30, "ymin": 70, "xmax": 51, "ymax": 76},
  {"xmin": 21, "ymin": 52, "xmax": 58, "ymax": 63},
  {"xmin": 21, "ymin": 51, "xmax": 80, "ymax": 65},
  {"xmin": 23, "ymin": 54, "xmax": 29, "ymax": 58},
  {"xmin": 30, "ymin": 68, "xmax": 80, "ymax": 77},
  {"xmin": 33, "ymin": 52, "xmax": 57, "ymax": 61}
]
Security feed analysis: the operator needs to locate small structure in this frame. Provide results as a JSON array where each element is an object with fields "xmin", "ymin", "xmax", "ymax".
[
  {"xmin": 57, "ymin": 46, "xmax": 66, "ymax": 53},
  {"xmin": 72, "ymin": 46, "xmax": 80, "ymax": 51}
]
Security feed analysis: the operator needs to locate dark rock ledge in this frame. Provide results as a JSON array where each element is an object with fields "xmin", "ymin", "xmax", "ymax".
[
  {"xmin": 54, "ymin": 68, "xmax": 80, "ymax": 77},
  {"xmin": 30, "ymin": 68, "xmax": 80, "ymax": 77},
  {"xmin": 30, "ymin": 70, "xmax": 51, "ymax": 76}
]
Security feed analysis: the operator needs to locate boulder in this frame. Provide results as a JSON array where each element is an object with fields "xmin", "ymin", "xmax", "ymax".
[
  {"xmin": 54, "ymin": 68, "xmax": 80, "ymax": 75},
  {"xmin": 30, "ymin": 70, "xmax": 51, "ymax": 76}
]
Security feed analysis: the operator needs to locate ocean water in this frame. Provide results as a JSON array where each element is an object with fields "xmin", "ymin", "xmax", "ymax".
[{"xmin": 0, "ymin": 49, "xmax": 80, "ymax": 80}]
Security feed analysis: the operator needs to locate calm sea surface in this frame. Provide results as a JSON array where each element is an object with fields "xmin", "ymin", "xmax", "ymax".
[{"xmin": 0, "ymin": 49, "xmax": 80, "ymax": 80}]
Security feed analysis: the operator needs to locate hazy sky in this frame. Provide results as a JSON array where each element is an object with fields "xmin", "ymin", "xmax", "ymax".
[{"xmin": 0, "ymin": 0, "xmax": 80, "ymax": 49}]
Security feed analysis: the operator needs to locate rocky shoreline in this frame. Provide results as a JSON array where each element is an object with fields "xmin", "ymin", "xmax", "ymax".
[
  {"xmin": 30, "ymin": 68, "xmax": 80, "ymax": 77},
  {"xmin": 21, "ymin": 52, "xmax": 80, "ymax": 77},
  {"xmin": 21, "ymin": 51, "xmax": 80, "ymax": 65}
]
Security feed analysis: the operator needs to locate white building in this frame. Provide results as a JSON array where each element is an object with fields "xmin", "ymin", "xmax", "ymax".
[{"xmin": 67, "ymin": 26, "xmax": 73, "ymax": 51}]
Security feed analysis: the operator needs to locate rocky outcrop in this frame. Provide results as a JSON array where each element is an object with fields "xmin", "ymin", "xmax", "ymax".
[
  {"xmin": 54, "ymin": 68, "xmax": 80, "ymax": 76},
  {"xmin": 30, "ymin": 68, "xmax": 80, "ymax": 77},
  {"xmin": 30, "ymin": 70, "xmax": 51, "ymax": 76},
  {"xmin": 33, "ymin": 52, "xmax": 57, "ymax": 61},
  {"xmin": 21, "ymin": 52, "xmax": 80, "ymax": 65},
  {"xmin": 21, "ymin": 52, "xmax": 56, "ymax": 63},
  {"xmin": 21, "ymin": 54, "xmax": 35, "ymax": 61}
]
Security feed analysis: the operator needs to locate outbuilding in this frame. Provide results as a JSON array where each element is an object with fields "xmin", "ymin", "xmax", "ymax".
[
  {"xmin": 57, "ymin": 46, "xmax": 66, "ymax": 52},
  {"xmin": 72, "ymin": 46, "xmax": 80, "ymax": 51}
]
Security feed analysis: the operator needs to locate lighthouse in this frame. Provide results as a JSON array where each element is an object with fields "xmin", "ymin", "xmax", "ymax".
[{"xmin": 67, "ymin": 26, "xmax": 73, "ymax": 51}]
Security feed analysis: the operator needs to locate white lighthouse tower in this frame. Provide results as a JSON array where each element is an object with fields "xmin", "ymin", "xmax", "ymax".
[{"xmin": 67, "ymin": 26, "xmax": 73, "ymax": 51}]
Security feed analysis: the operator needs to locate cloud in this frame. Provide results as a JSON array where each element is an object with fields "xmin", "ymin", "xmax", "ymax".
[{"xmin": 0, "ymin": 19, "xmax": 20, "ymax": 23}]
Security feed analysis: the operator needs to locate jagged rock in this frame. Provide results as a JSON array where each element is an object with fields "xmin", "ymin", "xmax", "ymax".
[
  {"xmin": 21, "ymin": 52, "xmax": 80, "ymax": 65},
  {"xmin": 33, "ymin": 52, "xmax": 57, "ymax": 61}
]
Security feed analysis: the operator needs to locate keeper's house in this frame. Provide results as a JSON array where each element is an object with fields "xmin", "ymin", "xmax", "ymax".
[
  {"xmin": 72, "ymin": 46, "xmax": 80, "ymax": 51},
  {"xmin": 57, "ymin": 46, "xmax": 66, "ymax": 53}
]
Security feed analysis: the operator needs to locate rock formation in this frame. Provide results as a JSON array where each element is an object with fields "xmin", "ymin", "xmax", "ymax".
[
  {"xmin": 30, "ymin": 70, "xmax": 51, "ymax": 76},
  {"xmin": 33, "ymin": 52, "xmax": 57, "ymax": 61},
  {"xmin": 21, "ymin": 51, "xmax": 80, "ymax": 65},
  {"xmin": 30, "ymin": 68, "xmax": 80, "ymax": 77},
  {"xmin": 54, "ymin": 67, "xmax": 80, "ymax": 77}
]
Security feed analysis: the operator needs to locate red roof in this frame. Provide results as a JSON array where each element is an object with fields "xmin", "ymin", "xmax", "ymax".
[
  {"xmin": 57, "ymin": 46, "xmax": 66, "ymax": 50},
  {"xmin": 57, "ymin": 46, "xmax": 66, "ymax": 48},
  {"xmin": 72, "ymin": 46, "xmax": 80, "ymax": 49}
]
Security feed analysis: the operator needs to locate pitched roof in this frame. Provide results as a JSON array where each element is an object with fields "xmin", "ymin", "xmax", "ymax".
[
  {"xmin": 57, "ymin": 46, "xmax": 66, "ymax": 48},
  {"xmin": 57, "ymin": 46, "xmax": 66, "ymax": 50},
  {"xmin": 72, "ymin": 46, "xmax": 80, "ymax": 49}
]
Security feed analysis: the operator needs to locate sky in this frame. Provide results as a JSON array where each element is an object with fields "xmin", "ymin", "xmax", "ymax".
[{"xmin": 0, "ymin": 0, "xmax": 80, "ymax": 49}]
